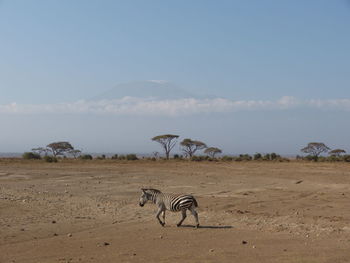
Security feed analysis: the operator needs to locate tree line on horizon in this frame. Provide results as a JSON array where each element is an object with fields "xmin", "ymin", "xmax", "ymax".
[
  {"xmin": 20, "ymin": 135, "xmax": 349, "ymax": 163},
  {"xmin": 151, "ymin": 134, "xmax": 222, "ymax": 159},
  {"xmin": 22, "ymin": 141, "xmax": 81, "ymax": 162},
  {"xmin": 151, "ymin": 135, "xmax": 349, "ymax": 162},
  {"xmin": 298, "ymin": 142, "xmax": 348, "ymax": 162}
]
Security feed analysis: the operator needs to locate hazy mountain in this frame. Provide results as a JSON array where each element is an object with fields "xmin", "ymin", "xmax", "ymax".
[{"xmin": 91, "ymin": 80, "xmax": 199, "ymax": 100}]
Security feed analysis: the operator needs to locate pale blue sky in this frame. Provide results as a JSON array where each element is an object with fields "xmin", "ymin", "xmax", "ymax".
[{"xmin": 0, "ymin": 1, "xmax": 349, "ymax": 154}]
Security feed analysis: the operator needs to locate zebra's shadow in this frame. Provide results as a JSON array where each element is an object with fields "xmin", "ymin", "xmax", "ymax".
[{"xmin": 179, "ymin": 225, "xmax": 233, "ymax": 229}]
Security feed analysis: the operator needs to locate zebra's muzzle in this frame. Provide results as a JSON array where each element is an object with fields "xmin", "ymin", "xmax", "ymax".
[{"xmin": 139, "ymin": 203, "xmax": 144, "ymax": 207}]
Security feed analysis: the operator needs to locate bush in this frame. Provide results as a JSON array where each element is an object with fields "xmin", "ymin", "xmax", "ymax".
[
  {"xmin": 327, "ymin": 155, "xmax": 342, "ymax": 162},
  {"xmin": 304, "ymin": 155, "xmax": 317, "ymax": 162},
  {"xmin": 299, "ymin": 154, "xmax": 350, "ymax": 162},
  {"xmin": 235, "ymin": 154, "xmax": 252, "ymax": 161},
  {"xmin": 43, "ymin": 156, "xmax": 58, "ymax": 163},
  {"xmin": 22, "ymin": 152, "xmax": 41, "ymax": 160},
  {"xmin": 173, "ymin": 154, "xmax": 180, "ymax": 159},
  {"xmin": 118, "ymin": 155, "xmax": 126, "ymax": 160},
  {"xmin": 111, "ymin": 154, "xmax": 119, "ymax": 159},
  {"xmin": 263, "ymin": 153, "xmax": 271, "ymax": 161},
  {"xmin": 270, "ymin": 153, "xmax": 280, "ymax": 160},
  {"xmin": 343, "ymin": 155, "xmax": 350, "ymax": 162},
  {"xmin": 80, "ymin": 154, "xmax": 93, "ymax": 160},
  {"xmin": 126, "ymin": 154, "xmax": 138, "ymax": 160},
  {"xmin": 253, "ymin": 153, "xmax": 262, "ymax": 160},
  {"xmin": 262, "ymin": 153, "xmax": 281, "ymax": 161},
  {"xmin": 96, "ymin": 154, "xmax": 106, "ymax": 160},
  {"xmin": 221, "ymin": 155, "xmax": 233, "ymax": 161},
  {"xmin": 191, "ymin": 155, "xmax": 209, "ymax": 162}
]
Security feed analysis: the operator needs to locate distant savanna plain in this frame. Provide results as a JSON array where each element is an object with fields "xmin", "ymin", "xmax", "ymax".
[{"xmin": 1, "ymin": 136, "xmax": 350, "ymax": 262}]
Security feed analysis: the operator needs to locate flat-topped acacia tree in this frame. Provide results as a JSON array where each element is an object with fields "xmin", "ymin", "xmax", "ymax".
[
  {"xmin": 301, "ymin": 142, "xmax": 330, "ymax": 161},
  {"xmin": 204, "ymin": 147, "xmax": 222, "ymax": 158},
  {"xmin": 180, "ymin": 138, "xmax": 207, "ymax": 158},
  {"xmin": 47, "ymin": 141, "xmax": 74, "ymax": 157},
  {"xmin": 152, "ymin": 134, "xmax": 179, "ymax": 159},
  {"xmin": 329, "ymin": 149, "xmax": 346, "ymax": 157}
]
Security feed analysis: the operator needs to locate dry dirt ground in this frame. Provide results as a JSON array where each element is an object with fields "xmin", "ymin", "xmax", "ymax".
[{"xmin": 0, "ymin": 159, "xmax": 350, "ymax": 263}]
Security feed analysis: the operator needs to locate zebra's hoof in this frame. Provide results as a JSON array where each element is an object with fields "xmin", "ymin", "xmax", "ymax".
[
  {"xmin": 161, "ymin": 223, "xmax": 165, "ymax": 227},
  {"xmin": 176, "ymin": 224, "xmax": 181, "ymax": 227}
]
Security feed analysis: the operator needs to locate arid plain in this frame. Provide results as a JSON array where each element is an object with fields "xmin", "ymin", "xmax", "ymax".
[{"xmin": 1, "ymin": 160, "xmax": 350, "ymax": 263}]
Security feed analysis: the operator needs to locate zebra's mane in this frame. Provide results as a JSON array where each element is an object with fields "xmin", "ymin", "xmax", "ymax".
[{"xmin": 142, "ymin": 188, "xmax": 162, "ymax": 194}]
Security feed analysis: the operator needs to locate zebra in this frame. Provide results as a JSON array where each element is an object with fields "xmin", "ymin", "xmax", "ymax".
[{"xmin": 139, "ymin": 188, "xmax": 200, "ymax": 228}]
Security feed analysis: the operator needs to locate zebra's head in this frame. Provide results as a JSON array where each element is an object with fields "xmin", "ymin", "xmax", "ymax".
[{"xmin": 139, "ymin": 188, "xmax": 161, "ymax": 207}]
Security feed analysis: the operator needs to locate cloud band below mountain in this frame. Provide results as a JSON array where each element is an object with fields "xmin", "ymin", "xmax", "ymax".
[{"xmin": 1, "ymin": 96, "xmax": 350, "ymax": 116}]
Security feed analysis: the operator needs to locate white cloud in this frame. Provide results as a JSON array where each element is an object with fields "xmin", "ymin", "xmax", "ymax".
[
  {"xmin": 1, "ymin": 97, "xmax": 350, "ymax": 116},
  {"xmin": 147, "ymin": 80, "xmax": 169, "ymax": 84},
  {"xmin": 277, "ymin": 96, "xmax": 301, "ymax": 108},
  {"xmin": 308, "ymin": 99, "xmax": 350, "ymax": 110}
]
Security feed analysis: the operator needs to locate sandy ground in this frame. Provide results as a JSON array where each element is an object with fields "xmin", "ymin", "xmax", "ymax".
[{"xmin": 0, "ymin": 159, "xmax": 350, "ymax": 263}]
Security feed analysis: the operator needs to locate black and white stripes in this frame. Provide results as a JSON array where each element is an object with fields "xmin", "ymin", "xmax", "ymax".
[{"xmin": 139, "ymin": 188, "xmax": 199, "ymax": 228}]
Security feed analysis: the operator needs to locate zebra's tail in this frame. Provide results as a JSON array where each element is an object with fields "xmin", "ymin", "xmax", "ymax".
[{"xmin": 193, "ymin": 198, "xmax": 198, "ymax": 208}]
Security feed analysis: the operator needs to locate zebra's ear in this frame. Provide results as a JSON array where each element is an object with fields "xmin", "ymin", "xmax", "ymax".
[{"xmin": 141, "ymin": 188, "xmax": 146, "ymax": 193}]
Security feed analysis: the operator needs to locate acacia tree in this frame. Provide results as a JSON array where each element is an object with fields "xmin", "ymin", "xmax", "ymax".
[
  {"xmin": 151, "ymin": 134, "xmax": 179, "ymax": 159},
  {"xmin": 329, "ymin": 149, "xmax": 346, "ymax": 157},
  {"xmin": 301, "ymin": 142, "xmax": 330, "ymax": 161},
  {"xmin": 204, "ymin": 147, "xmax": 222, "ymax": 158},
  {"xmin": 47, "ymin": 142, "xmax": 74, "ymax": 157},
  {"xmin": 180, "ymin": 138, "xmax": 207, "ymax": 158}
]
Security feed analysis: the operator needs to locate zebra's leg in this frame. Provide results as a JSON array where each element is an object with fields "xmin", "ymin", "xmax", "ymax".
[
  {"xmin": 177, "ymin": 209, "xmax": 187, "ymax": 227},
  {"xmin": 156, "ymin": 207, "xmax": 165, "ymax": 227},
  {"xmin": 190, "ymin": 206, "xmax": 200, "ymax": 228},
  {"xmin": 162, "ymin": 210, "xmax": 166, "ymax": 226}
]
